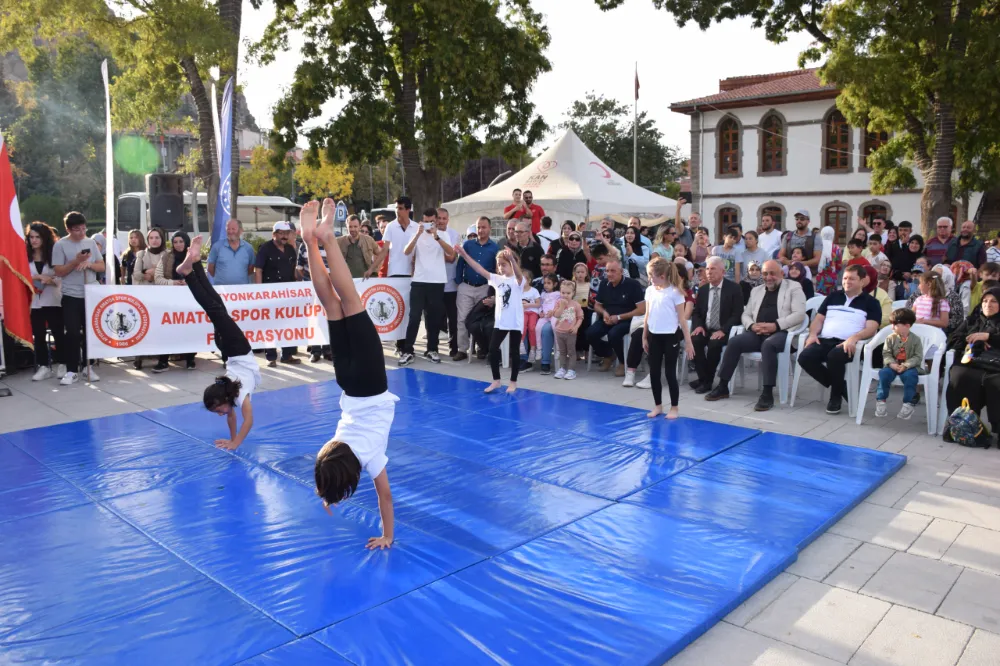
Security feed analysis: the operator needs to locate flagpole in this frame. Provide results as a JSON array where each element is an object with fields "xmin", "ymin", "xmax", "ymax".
[
  {"xmin": 101, "ymin": 60, "xmax": 115, "ymax": 286},
  {"xmin": 633, "ymin": 62, "xmax": 638, "ymax": 184}
]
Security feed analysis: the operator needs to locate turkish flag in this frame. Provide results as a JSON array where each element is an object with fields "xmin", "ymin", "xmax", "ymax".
[{"xmin": 0, "ymin": 133, "xmax": 34, "ymax": 349}]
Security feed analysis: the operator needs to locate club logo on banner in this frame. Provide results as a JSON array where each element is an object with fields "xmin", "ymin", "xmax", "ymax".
[
  {"xmin": 362, "ymin": 283, "xmax": 405, "ymax": 334},
  {"xmin": 91, "ymin": 293, "xmax": 151, "ymax": 349}
]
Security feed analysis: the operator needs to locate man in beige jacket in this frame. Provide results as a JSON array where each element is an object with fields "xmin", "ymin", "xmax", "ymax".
[{"xmin": 704, "ymin": 259, "xmax": 806, "ymax": 411}]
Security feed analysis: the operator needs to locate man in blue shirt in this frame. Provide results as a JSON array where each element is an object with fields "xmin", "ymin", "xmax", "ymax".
[
  {"xmin": 207, "ymin": 218, "xmax": 255, "ymax": 285},
  {"xmin": 453, "ymin": 216, "xmax": 498, "ymax": 361}
]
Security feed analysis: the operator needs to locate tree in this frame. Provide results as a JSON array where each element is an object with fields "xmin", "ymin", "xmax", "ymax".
[
  {"xmin": 2, "ymin": 0, "xmax": 250, "ymax": 236},
  {"xmin": 560, "ymin": 93, "xmax": 684, "ymax": 192},
  {"xmin": 294, "ymin": 153, "xmax": 354, "ymax": 200},
  {"xmin": 240, "ymin": 145, "xmax": 280, "ymax": 196},
  {"xmin": 254, "ymin": 0, "xmax": 552, "ymax": 210},
  {"xmin": 601, "ymin": 0, "xmax": 1000, "ymax": 235}
]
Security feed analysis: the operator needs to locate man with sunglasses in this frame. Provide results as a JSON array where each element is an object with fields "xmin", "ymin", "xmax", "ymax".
[{"xmin": 924, "ymin": 216, "xmax": 955, "ymax": 267}]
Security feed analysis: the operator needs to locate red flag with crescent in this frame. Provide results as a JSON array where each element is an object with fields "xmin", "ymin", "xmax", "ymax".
[{"xmin": 0, "ymin": 133, "xmax": 34, "ymax": 349}]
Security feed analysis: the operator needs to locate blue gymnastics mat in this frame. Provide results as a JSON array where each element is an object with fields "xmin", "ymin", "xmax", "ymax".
[{"xmin": 0, "ymin": 368, "xmax": 905, "ymax": 665}]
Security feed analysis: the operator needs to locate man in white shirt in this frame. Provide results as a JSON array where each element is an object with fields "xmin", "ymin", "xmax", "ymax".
[
  {"xmin": 756, "ymin": 213, "xmax": 782, "ymax": 257},
  {"xmin": 368, "ymin": 196, "xmax": 418, "ymax": 353},
  {"xmin": 436, "ymin": 207, "xmax": 461, "ymax": 358},
  {"xmin": 536, "ymin": 216, "xmax": 559, "ymax": 253},
  {"xmin": 398, "ymin": 207, "xmax": 457, "ymax": 366}
]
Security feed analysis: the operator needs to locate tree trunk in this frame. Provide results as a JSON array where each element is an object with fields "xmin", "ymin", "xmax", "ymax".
[
  {"xmin": 919, "ymin": 101, "xmax": 957, "ymax": 236},
  {"xmin": 402, "ymin": 147, "xmax": 440, "ymax": 211},
  {"xmin": 180, "ymin": 56, "xmax": 218, "ymax": 237},
  {"xmin": 218, "ymin": 0, "xmax": 242, "ymax": 216}
]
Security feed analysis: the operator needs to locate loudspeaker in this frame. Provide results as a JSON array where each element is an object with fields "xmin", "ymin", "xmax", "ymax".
[{"xmin": 146, "ymin": 174, "xmax": 186, "ymax": 230}]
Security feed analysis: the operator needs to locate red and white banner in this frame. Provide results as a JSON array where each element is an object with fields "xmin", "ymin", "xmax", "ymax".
[{"xmin": 84, "ymin": 278, "xmax": 410, "ymax": 358}]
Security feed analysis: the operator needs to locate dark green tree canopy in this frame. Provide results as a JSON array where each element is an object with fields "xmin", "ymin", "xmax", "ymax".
[
  {"xmin": 255, "ymin": 0, "xmax": 552, "ymax": 207},
  {"xmin": 560, "ymin": 93, "xmax": 683, "ymax": 192}
]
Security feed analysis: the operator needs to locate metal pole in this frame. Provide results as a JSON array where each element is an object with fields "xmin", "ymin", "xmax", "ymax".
[
  {"xmin": 479, "ymin": 157, "xmax": 483, "ymax": 189},
  {"xmin": 633, "ymin": 62, "xmax": 638, "ymax": 184}
]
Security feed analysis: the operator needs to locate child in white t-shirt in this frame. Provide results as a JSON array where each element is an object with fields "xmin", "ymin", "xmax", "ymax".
[
  {"xmin": 536, "ymin": 274, "xmax": 561, "ymax": 357},
  {"xmin": 304, "ymin": 199, "xmax": 398, "ymax": 550},
  {"xmin": 643, "ymin": 256, "xmax": 695, "ymax": 420},
  {"xmin": 520, "ymin": 271, "xmax": 541, "ymax": 363},
  {"xmin": 455, "ymin": 244, "xmax": 525, "ymax": 394}
]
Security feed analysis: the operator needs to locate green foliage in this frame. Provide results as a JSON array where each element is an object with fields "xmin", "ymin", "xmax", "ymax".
[
  {"xmin": 294, "ymin": 154, "xmax": 353, "ymax": 200},
  {"xmin": 559, "ymin": 93, "xmax": 684, "ymax": 191},
  {"xmin": 242, "ymin": 233, "xmax": 269, "ymax": 254},
  {"xmin": 20, "ymin": 194, "xmax": 66, "ymax": 230},
  {"xmin": 254, "ymin": 0, "xmax": 552, "ymax": 204},
  {"xmin": 240, "ymin": 146, "xmax": 280, "ymax": 196}
]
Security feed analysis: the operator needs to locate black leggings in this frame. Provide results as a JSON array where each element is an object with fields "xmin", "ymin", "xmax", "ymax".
[
  {"xmin": 490, "ymin": 329, "xmax": 522, "ymax": 382},
  {"xmin": 185, "ymin": 262, "xmax": 250, "ymax": 360},
  {"xmin": 31, "ymin": 306, "xmax": 63, "ymax": 367},
  {"xmin": 648, "ymin": 331, "xmax": 682, "ymax": 407},
  {"xmin": 328, "ymin": 312, "xmax": 387, "ymax": 398}
]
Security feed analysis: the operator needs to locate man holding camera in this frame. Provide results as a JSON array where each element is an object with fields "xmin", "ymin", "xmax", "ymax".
[{"xmin": 52, "ymin": 212, "xmax": 105, "ymax": 385}]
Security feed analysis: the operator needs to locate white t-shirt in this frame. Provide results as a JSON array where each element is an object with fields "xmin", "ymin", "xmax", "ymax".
[
  {"xmin": 489, "ymin": 274, "xmax": 524, "ymax": 331},
  {"xmin": 522, "ymin": 286, "xmax": 541, "ymax": 314},
  {"xmin": 333, "ymin": 391, "xmax": 399, "ymax": 479},
  {"xmin": 644, "ymin": 285, "xmax": 686, "ymax": 334},
  {"xmin": 412, "ymin": 224, "xmax": 447, "ymax": 283},
  {"xmin": 383, "ymin": 220, "xmax": 417, "ymax": 277},
  {"xmin": 441, "ymin": 228, "xmax": 460, "ymax": 293},
  {"xmin": 536, "ymin": 229, "xmax": 558, "ymax": 253},
  {"xmin": 225, "ymin": 352, "xmax": 262, "ymax": 408},
  {"xmin": 757, "ymin": 228, "xmax": 782, "ymax": 256}
]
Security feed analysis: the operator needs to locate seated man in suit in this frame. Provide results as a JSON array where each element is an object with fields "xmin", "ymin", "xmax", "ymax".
[
  {"xmin": 797, "ymin": 264, "xmax": 882, "ymax": 415},
  {"xmin": 705, "ymin": 260, "xmax": 807, "ymax": 411},
  {"xmin": 690, "ymin": 256, "xmax": 744, "ymax": 394},
  {"xmin": 586, "ymin": 259, "xmax": 645, "ymax": 376}
]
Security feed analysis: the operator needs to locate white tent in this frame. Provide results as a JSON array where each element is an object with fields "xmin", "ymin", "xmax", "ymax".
[{"xmin": 443, "ymin": 129, "xmax": 677, "ymax": 232}]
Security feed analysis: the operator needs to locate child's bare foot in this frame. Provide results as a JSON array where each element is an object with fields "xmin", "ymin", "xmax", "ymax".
[
  {"xmin": 506, "ymin": 382, "xmax": 517, "ymax": 394},
  {"xmin": 299, "ymin": 200, "xmax": 319, "ymax": 243},
  {"xmin": 666, "ymin": 406, "xmax": 680, "ymax": 420},
  {"xmin": 317, "ymin": 198, "xmax": 337, "ymax": 244},
  {"xmin": 176, "ymin": 235, "xmax": 203, "ymax": 276},
  {"xmin": 647, "ymin": 406, "xmax": 662, "ymax": 418},
  {"xmin": 484, "ymin": 380, "xmax": 503, "ymax": 394}
]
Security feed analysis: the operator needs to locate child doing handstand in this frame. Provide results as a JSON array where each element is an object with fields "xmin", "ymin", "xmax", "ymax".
[
  {"xmin": 174, "ymin": 236, "xmax": 260, "ymax": 450},
  {"xmin": 304, "ymin": 199, "xmax": 397, "ymax": 550}
]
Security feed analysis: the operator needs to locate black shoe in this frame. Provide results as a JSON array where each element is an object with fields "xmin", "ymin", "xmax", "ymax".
[
  {"xmin": 689, "ymin": 380, "xmax": 702, "ymax": 390},
  {"xmin": 826, "ymin": 395, "xmax": 843, "ymax": 414},
  {"xmin": 755, "ymin": 390, "xmax": 775, "ymax": 412},
  {"xmin": 452, "ymin": 351, "xmax": 468, "ymax": 362},
  {"xmin": 540, "ymin": 365, "xmax": 551, "ymax": 375},
  {"xmin": 519, "ymin": 360, "xmax": 533, "ymax": 372},
  {"xmin": 151, "ymin": 361, "xmax": 169, "ymax": 373},
  {"xmin": 185, "ymin": 359, "xmax": 196, "ymax": 370},
  {"xmin": 476, "ymin": 351, "xmax": 488, "ymax": 360},
  {"xmin": 694, "ymin": 383, "xmax": 712, "ymax": 395},
  {"xmin": 133, "ymin": 359, "xmax": 143, "ymax": 370},
  {"xmin": 705, "ymin": 386, "xmax": 730, "ymax": 401},
  {"xmin": 310, "ymin": 353, "xmax": 321, "ymax": 363}
]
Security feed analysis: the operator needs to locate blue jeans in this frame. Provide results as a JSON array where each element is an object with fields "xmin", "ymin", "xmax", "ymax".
[
  {"xmin": 521, "ymin": 321, "xmax": 554, "ymax": 366},
  {"xmin": 877, "ymin": 367, "xmax": 919, "ymax": 403}
]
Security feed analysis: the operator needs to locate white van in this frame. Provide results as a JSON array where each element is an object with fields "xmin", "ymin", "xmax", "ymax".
[{"xmin": 116, "ymin": 191, "xmax": 301, "ymax": 246}]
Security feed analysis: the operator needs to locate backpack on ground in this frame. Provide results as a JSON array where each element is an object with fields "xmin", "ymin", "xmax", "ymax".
[{"xmin": 945, "ymin": 398, "xmax": 992, "ymax": 448}]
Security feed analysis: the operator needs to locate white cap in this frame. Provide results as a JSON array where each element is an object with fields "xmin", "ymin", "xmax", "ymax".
[
  {"xmin": 466, "ymin": 224, "xmax": 477, "ymax": 237},
  {"xmin": 272, "ymin": 221, "xmax": 292, "ymax": 232}
]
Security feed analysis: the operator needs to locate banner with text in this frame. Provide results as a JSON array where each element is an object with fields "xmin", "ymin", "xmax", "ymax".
[{"xmin": 85, "ymin": 278, "xmax": 410, "ymax": 358}]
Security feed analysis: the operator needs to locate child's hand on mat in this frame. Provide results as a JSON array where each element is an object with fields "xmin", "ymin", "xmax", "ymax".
[
  {"xmin": 367, "ymin": 535, "xmax": 393, "ymax": 550},
  {"xmin": 215, "ymin": 438, "xmax": 240, "ymax": 450}
]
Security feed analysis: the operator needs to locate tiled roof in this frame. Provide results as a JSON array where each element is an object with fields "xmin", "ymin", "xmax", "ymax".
[{"xmin": 671, "ymin": 69, "xmax": 837, "ymax": 112}]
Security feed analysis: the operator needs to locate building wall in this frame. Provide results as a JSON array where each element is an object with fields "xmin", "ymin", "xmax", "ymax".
[{"xmin": 687, "ymin": 98, "xmax": 982, "ymax": 241}]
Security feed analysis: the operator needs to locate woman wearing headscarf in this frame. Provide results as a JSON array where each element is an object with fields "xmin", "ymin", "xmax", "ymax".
[
  {"xmin": 862, "ymin": 264, "xmax": 892, "ymax": 327},
  {"xmin": 153, "ymin": 231, "xmax": 197, "ymax": 372},
  {"xmin": 944, "ymin": 287, "xmax": 1000, "ymax": 447},
  {"xmin": 617, "ymin": 226, "xmax": 650, "ymax": 285},
  {"xmin": 740, "ymin": 260, "xmax": 764, "ymax": 304},
  {"xmin": 814, "ymin": 226, "xmax": 843, "ymax": 296},
  {"xmin": 951, "ymin": 260, "xmax": 976, "ymax": 316},
  {"xmin": 906, "ymin": 263, "xmax": 965, "ymax": 333},
  {"xmin": 787, "ymin": 261, "xmax": 815, "ymax": 299}
]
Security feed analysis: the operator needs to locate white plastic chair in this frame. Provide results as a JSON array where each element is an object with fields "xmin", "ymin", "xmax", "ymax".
[
  {"xmin": 892, "ymin": 299, "xmax": 908, "ymax": 311},
  {"xmin": 789, "ymin": 295, "xmax": 864, "ymax": 416},
  {"xmin": 855, "ymin": 324, "xmax": 945, "ymax": 434},
  {"xmin": 937, "ymin": 349, "xmax": 956, "ymax": 435},
  {"xmin": 467, "ymin": 332, "xmax": 509, "ymax": 368},
  {"xmin": 728, "ymin": 315, "xmax": 810, "ymax": 405}
]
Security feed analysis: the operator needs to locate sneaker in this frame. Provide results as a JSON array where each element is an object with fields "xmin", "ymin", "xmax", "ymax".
[
  {"xmin": 54, "ymin": 363, "xmax": 67, "ymax": 379},
  {"xmin": 875, "ymin": 401, "xmax": 888, "ymax": 417},
  {"xmin": 86, "ymin": 367, "xmax": 100, "ymax": 382},
  {"xmin": 825, "ymin": 395, "xmax": 843, "ymax": 414},
  {"xmin": 527, "ymin": 349, "xmax": 536, "ymax": 363},
  {"xmin": 622, "ymin": 370, "xmax": 636, "ymax": 387},
  {"xmin": 554, "ymin": 368, "xmax": 567, "ymax": 379},
  {"xmin": 310, "ymin": 352, "xmax": 321, "ymax": 363},
  {"xmin": 59, "ymin": 371, "xmax": 79, "ymax": 386},
  {"xmin": 636, "ymin": 374, "xmax": 651, "ymax": 389},
  {"xmin": 540, "ymin": 364, "xmax": 551, "ymax": 375},
  {"xmin": 398, "ymin": 352, "xmax": 415, "ymax": 367},
  {"xmin": 705, "ymin": 386, "xmax": 730, "ymax": 401},
  {"xmin": 519, "ymin": 360, "xmax": 533, "ymax": 372},
  {"xmin": 754, "ymin": 390, "xmax": 775, "ymax": 412},
  {"xmin": 133, "ymin": 359, "xmax": 143, "ymax": 370},
  {"xmin": 426, "ymin": 351, "xmax": 441, "ymax": 364},
  {"xmin": 564, "ymin": 370, "xmax": 577, "ymax": 380},
  {"xmin": 897, "ymin": 403, "xmax": 915, "ymax": 420},
  {"xmin": 152, "ymin": 361, "xmax": 170, "ymax": 373},
  {"xmin": 185, "ymin": 359, "xmax": 196, "ymax": 370},
  {"xmin": 32, "ymin": 366, "xmax": 52, "ymax": 381}
]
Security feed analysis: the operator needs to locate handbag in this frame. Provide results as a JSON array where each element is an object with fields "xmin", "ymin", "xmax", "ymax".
[
  {"xmin": 965, "ymin": 346, "xmax": 1000, "ymax": 372},
  {"xmin": 945, "ymin": 398, "xmax": 992, "ymax": 448}
]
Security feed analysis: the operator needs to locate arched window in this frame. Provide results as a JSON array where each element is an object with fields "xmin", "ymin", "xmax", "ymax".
[
  {"xmin": 822, "ymin": 202, "xmax": 852, "ymax": 244},
  {"xmin": 717, "ymin": 117, "xmax": 741, "ymax": 176},
  {"xmin": 717, "ymin": 206, "xmax": 739, "ymax": 240},
  {"xmin": 861, "ymin": 203, "xmax": 889, "ymax": 224},
  {"xmin": 823, "ymin": 110, "xmax": 852, "ymax": 172},
  {"xmin": 862, "ymin": 128, "xmax": 889, "ymax": 170},
  {"xmin": 759, "ymin": 113, "xmax": 785, "ymax": 175}
]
